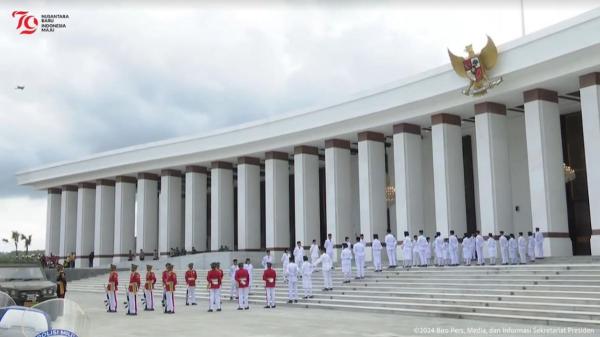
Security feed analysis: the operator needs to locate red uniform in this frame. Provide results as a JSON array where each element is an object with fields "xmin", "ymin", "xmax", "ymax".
[
  {"xmin": 165, "ymin": 271, "xmax": 177, "ymax": 292},
  {"xmin": 145, "ymin": 271, "xmax": 156, "ymax": 290},
  {"xmin": 162, "ymin": 270, "xmax": 168, "ymax": 285},
  {"xmin": 263, "ymin": 268, "xmax": 277, "ymax": 288},
  {"xmin": 235, "ymin": 268, "xmax": 250, "ymax": 288},
  {"xmin": 108, "ymin": 271, "xmax": 119, "ymax": 291},
  {"xmin": 185, "ymin": 270, "xmax": 197, "ymax": 287},
  {"xmin": 129, "ymin": 272, "xmax": 141, "ymax": 292},
  {"xmin": 206, "ymin": 269, "xmax": 222, "ymax": 289}
]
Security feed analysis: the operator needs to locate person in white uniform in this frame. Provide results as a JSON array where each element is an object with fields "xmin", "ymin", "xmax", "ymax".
[
  {"xmin": 293, "ymin": 241, "xmax": 304, "ymax": 270},
  {"xmin": 244, "ymin": 258, "xmax": 254, "ymax": 291},
  {"xmin": 286, "ymin": 257, "xmax": 299, "ymax": 303},
  {"xmin": 261, "ymin": 250, "xmax": 273, "ymax": 269},
  {"xmin": 313, "ymin": 247, "xmax": 333, "ymax": 290},
  {"xmin": 417, "ymin": 231, "xmax": 428, "ymax": 267},
  {"xmin": 310, "ymin": 240, "xmax": 320, "ymax": 265},
  {"xmin": 301, "ymin": 256, "xmax": 314, "ymax": 299},
  {"xmin": 434, "ymin": 232, "xmax": 444, "ymax": 266},
  {"xmin": 499, "ymin": 231, "xmax": 508, "ymax": 265},
  {"xmin": 518, "ymin": 232, "xmax": 528, "ymax": 264},
  {"xmin": 462, "ymin": 234, "xmax": 471, "ymax": 266},
  {"xmin": 384, "ymin": 229, "xmax": 397, "ymax": 268},
  {"xmin": 508, "ymin": 234, "xmax": 518, "ymax": 265},
  {"xmin": 340, "ymin": 243, "xmax": 353, "ymax": 283},
  {"xmin": 486, "ymin": 233, "xmax": 497, "ymax": 265},
  {"xmin": 281, "ymin": 249, "xmax": 290, "ymax": 283},
  {"xmin": 470, "ymin": 233, "xmax": 477, "ymax": 262},
  {"xmin": 534, "ymin": 227, "xmax": 544, "ymax": 259},
  {"xmin": 449, "ymin": 230, "xmax": 459, "ymax": 266},
  {"xmin": 229, "ymin": 259, "xmax": 238, "ymax": 300},
  {"xmin": 401, "ymin": 231, "xmax": 413, "ymax": 268},
  {"xmin": 353, "ymin": 237, "xmax": 366, "ymax": 279},
  {"xmin": 412, "ymin": 235, "xmax": 419, "ymax": 267},
  {"xmin": 442, "ymin": 238, "xmax": 449, "ymax": 266},
  {"xmin": 324, "ymin": 234, "xmax": 334, "ymax": 267},
  {"xmin": 475, "ymin": 231, "xmax": 485, "ymax": 266},
  {"xmin": 527, "ymin": 231, "xmax": 536, "ymax": 262},
  {"xmin": 371, "ymin": 234, "xmax": 383, "ymax": 272}
]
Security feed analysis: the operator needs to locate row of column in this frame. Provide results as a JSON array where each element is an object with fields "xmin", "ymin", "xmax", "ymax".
[{"xmin": 46, "ymin": 73, "xmax": 600, "ymax": 260}]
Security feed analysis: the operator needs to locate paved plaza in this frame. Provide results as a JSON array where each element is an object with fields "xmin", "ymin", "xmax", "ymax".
[{"xmin": 67, "ymin": 292, "xmax": 597, "ymax": 337}]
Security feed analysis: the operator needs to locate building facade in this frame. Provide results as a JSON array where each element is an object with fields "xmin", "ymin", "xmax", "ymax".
[{"xmin": 17, "ymin": 9, "xmax": 600, "ymax": 265}]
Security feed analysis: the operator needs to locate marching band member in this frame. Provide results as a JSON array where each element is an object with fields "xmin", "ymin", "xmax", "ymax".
[
  {"xmin": 324, "ymin": 234, "xmax": 334, "ymax": 267},
  {"xmin": 229, "ymin": 259, "xmax": 238, "ymax": 300},
  {"xmin": 310, "ymin": 240, "xmax": 320, "ymax": 265},
  {"xmin": 301, "ymin": 256, "xmax": 314, "ymax": 299},
  {"xmin": 286, "ymin": 256, "xmax": 299, "ymax": 303},
  {"xmin": 127, "ymin": 264, "xmax": 141, "ymax": 316},
  {"xmin": 106, "ymin": 264, "xmax": 118, "ymax": 313},
  {"xmin": 56, "ymin": 264, "xmax": 67, "ymax": 299},
  {"xmin": 314, "ymin": 247, "xmax": 333, "ymax": 290},
  {"xmin": 449, "ymin": 230, "xmax": 459, "ymax": 266},
  {"xmin": 235, "ymin": 262, "xmax": 250, "ymax": 310},
  {"xmin": 144, "ymin": 265, "xmax": 156, "ymax": 311},
  {"xmin": 499, "ymin": 231, "xmax": 508, "ymax": 265},
  {"xmin": 161, "ymin": 263, "xmax": 170, "ymax": 307},
  {"xmin": 164, "ymin": 264, "xmax": 177, "ymax": 314},
  {"xmin": 293, "ymin": 241, "xmax": 304, "ymax": 271},
  {"xmin": 207, "ymin": 262, "xmax": 223, "ymax": 312},
  {"xmin": 384, "ymin": 229, "xmax": 397, "ymax": 268},
  {"xmin": 261, "ymin": 250, "xmax": 273, "ymax": 269},
  {"xmin": 262, "ymin": 262, "xmax": 277, "ymax": 308},
  {"xmin": 527, "ymin": 232, "xmax": 536, "ymax": 262},
  {"xmin": 185, "ymin": 263, "xmax": 198, "ymax": 305},
  {"xmin": 244, "ymin": 258, "xmax": 254, "ymax": 291},
  {"xmin": 340, "ymin": 243, "xmax": 352, "ymax": 283},
  {"xmin": 535, "ymin": 227, "xmax": 544, "ymax": 259},
  {"xmin": 518, "ymin": 232, "xmax": 528, "ymax": 264},
  {"xmin": 486, "ymin": 233, "xmax": 497, "ymax": 265},
  {"xmin": 475, "ymin": 231, "xmax": 485, "ymax": 266},
  {"xmin": 353, "ymin": 237, "xmax": 365, "ymax": 279},
  {"xmin": 281, "ymin": 249, "xmax": 290, "ymax": 283},
  {"xmin": 371, "ymin": 234, "xmax": 383, "ymax": 272}
]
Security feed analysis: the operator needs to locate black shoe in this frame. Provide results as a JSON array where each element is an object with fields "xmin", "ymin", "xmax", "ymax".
[
  {"xmin": 264, "ymin": 305, "xmax": 270, "ymax": 309},
  {"xmin": 294, "ymin": 300, "xmax": 298, "ymax": 303},
  {"xmin": 185, "ymin": 303, "xmax": 189, "ymax": 306},
  {"xmin": 217, "ymin": 308, "xmax": 221, "ymax": 312},
  {"xmin": 192, "ymin": 303, "xmax": 197, "ymax": 306},
  {"xmin": 287, "ymin": 300, "xmax": 293, "ymax": 303},
  {"xmin": 237, "ymin": 307, "xmax": 243, "ymax": 310},
  {"xmin": 272, "ymin": 305, "xmax": 276, "ymax": 308},
  {"xmin": 208, "ymin": 309, "xmax": 213, "ymax": 312},
  {"xmin": 309, "ymin": 295, "xmax": 314, "ymax": 298},
  {"xmin": 244, "ymin": 307, "xmax": 249, "ymax": 310}
]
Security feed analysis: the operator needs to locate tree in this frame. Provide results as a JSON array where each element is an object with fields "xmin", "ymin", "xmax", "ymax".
[
  {"xmin": 21, "ymin": 234, "xmax": 32, "ymax": 255},
  {"xmin": 10, "ymin": 231, "xmax": 20, "ymax": 256}
]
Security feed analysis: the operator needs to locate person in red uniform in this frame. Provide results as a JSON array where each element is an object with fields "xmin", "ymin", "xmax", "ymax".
[
  {"xmin": 234, "ymin": 262, "xmax": 250, "ymax": 310},
  {"xmin": 206, "ymin": 262, "xmax": 223, "ymax": 312},
  {"xmin": 185, "ymin": 263, "xmax": 197, "ymax": 306},
  {"xmin": 127, "ymin": 264, "xmax": 141, "ymax": 315},
  {"xmin": 144, "ymin": 264, "xmax": 156, "ymax": 311},
  {"xmin": 106, "ymin": 264, "xmax": 119, "ymax": 313},
  {"xmin": 164, "ymin": 264, "xmax": 177, "ymax": 314},
  {"xmin": 161, "ymin": 263, "xmax": 170, "ymax": 308},
  {"xmin": 262, "ymin": 262, "xmax": 277, "ymax": 308}
]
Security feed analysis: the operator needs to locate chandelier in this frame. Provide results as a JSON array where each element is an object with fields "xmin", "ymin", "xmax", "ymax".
[
  {"xmin": 385, "ymin": 185, "xmax": 396, "ymax": 202},
  {"xmin": 563, "ymin": 163, "xmax": 576, "ymax": 183}
]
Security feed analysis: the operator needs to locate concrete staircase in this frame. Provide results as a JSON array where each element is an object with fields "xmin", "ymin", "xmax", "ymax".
[{"xmin": 67, "ymin": 262, "xmax": 600, "ymax": 327}]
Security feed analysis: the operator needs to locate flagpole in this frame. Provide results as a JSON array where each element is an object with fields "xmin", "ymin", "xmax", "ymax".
[{"xmin": 520, "ymin": 0, "xmax": 526, "ymax": 36}]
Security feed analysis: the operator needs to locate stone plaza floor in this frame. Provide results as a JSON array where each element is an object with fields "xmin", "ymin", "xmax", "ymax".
[{"xmin": 66, "ymin": 292, "xmax": 598, "ymax": 337}]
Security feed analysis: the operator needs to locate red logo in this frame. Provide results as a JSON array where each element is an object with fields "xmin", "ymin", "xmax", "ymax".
[{"xmin": 12, "ymin": 11, "xmax": 39, "ymax": 35}]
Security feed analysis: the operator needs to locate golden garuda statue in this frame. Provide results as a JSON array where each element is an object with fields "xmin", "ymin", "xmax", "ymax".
[{"xmin": 448, "ymin": 36, "xmax": 503, "ymax": 96}]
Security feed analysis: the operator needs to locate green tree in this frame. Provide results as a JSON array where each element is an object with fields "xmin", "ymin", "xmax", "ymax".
[
  {"xmin": 10, "ymin": 231, "xmax": 20, "ymax": 256},
  {"xmin": 21, "ymin": 234, "xmax": 32, "ymax": 255}
]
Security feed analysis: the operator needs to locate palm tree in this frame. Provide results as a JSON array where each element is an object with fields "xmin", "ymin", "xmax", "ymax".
[
  {"xmin": 21, "ymin": 234, "xmax": 32, "ymax": 255},
  {"xmin": 10, "ymin": 231, "xmax": 20, "ymax": 256}
]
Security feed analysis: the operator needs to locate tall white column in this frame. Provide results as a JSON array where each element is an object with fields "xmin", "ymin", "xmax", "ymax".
[
  {"xmin": 185, "ymin": 166, "xmax": 208, "ymax": 252},
  {"xmin": 94, "ymin": 180, "xmax": 115, "ymax": 268},
  {"xmin": 159, "ymin": 170, "xmax": 183, "ymax": 255},
  {"xmin": 45, "ymin": 188, "xmax": 61, "ymax": 256},
  {"xmin": 237, "ymin": 158, "xmax": 261, "ymax": 250},
  {"xmin": 137, "ymin": 173, "xmax": 159, "ymax": 258},
  {"xmin": 294, "ymin": 145, "xmax": 320, "ymax": 246},
  {"xmin": 265, "ymin": 151, "xmax": 290, "ymax": 249},
  {"xmin": 325, "ymin": 139, "xmax": 353, "ymax": 259},
  {"xmin": 393, "ymin": 123, "xmax": 423, "ymax": 236},
  {"xmin": 59, "ymin": 185, "xmax": 77, "ymax": 258},
  {"xmin": 113, "ymin": 176, "xmax": 136, "ymax": 264},
  {"xmin": 524, "ymin": 88, "xmax": 571, "ymax": 256},
  {"xmin": 580, "ymin": 73, "xmax": 600, "ymax": 255},
  {"xmin": 75, "ymin": 183, "xmax": 95, "ymax": 268},
  {"xmin": 211, "ymin": 162, "xmax": 234, "ymax": 251},
  {"xmin": 475, "ymin": 102, "xmax": 513, "ymax": 236},
  {"xmin": 431, "ymin": 114, "xmax": 467, "ymax": 237},
  {"xmin": 358, "ymin": 132, "xmax": 387, "ymax": 242}
]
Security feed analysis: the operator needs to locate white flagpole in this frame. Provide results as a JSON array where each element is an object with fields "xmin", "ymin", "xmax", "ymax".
[{"xmin": 520, "ymin": 0, "xmax": 526, "ymax": 36}]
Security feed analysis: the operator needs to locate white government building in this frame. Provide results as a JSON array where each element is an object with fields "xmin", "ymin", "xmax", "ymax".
[{"xmin": 17, "ymin": 9, "xmax": 600, "ymax": 267}]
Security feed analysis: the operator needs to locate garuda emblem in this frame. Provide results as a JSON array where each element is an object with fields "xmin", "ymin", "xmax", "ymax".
[{"xmin": 448, "ymin": 36, "xmax": 503, "ymax": 96}]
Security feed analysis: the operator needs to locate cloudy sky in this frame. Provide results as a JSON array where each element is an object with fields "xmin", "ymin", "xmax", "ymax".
[{"xmin": 0, "ymin": 0, "xmax": 598, "ymax": 252}]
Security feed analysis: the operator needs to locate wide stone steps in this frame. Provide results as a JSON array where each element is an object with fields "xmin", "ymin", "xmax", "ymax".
[{"xmin": 67, "ymin": 264, "xmax": 600, "ymax": 327}]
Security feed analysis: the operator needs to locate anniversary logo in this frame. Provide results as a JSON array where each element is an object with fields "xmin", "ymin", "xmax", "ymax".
[{"xmin": 12, "ymin": 10, "xmax": 69, "ymax": 34}]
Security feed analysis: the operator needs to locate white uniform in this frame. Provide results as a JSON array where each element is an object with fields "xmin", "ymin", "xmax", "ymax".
[
  {"xmin": 462, "ymin": 237, "xmax": 471, "ymax": 265},
  {"xmin": 314, "ymin": 253, "xmax": 333, "ymax": 289},
  {"xmin": 301, "ymin": 262, "xmax": 313, "ymax": 298},
  {"xmin": 281, "ymin": 253, "xmax": 290, "ymax": 282},
  {"xmin": 310, "ymin": 244, "xmax": 320, "ymax": 264},
  {"xmin": 229, "ymin": 264, "xmax": 238, "ymax": 299},
  {"xmin": 417, "ymin": 235, "xmax": 428, "ymax": 266},
  {"xmin": 442, "ymin": 241, "xmax": 449, "ymax": 266},
  {"xmin": 371, "ymin": 238, "xmax": 383, "ymax": 271},
  {"xmin": 293, "ymin": 246, "xmax": 304, "ymax": 270},
  {"xmin": 340, "ymin": 247, "xmax": 353, "ymax": 281},
  {"xmin": 487, "ymin": 237, "xmax": 497, "ymax": 265},
  {"xmin": 449, "ymin": 235, "xmax": 459, "ymax": 265},
  {"xmin": 401, "ymin": 236, "xmax": 413, "ymax": 267},
  {"xmin": 353, "ymin": 241, "xmax": 366, "ymax": 278},
  {"xmin": 287, "ymin": 262, "xmax": 299, "ymax": 300},
  {"xmin": 535, "ymin": 231, "xmax": 544, "ymax": 258},
  {"xmin": 528, "ymin": 235, "xmax": 536, "ymax": 262},
  {"xmin": 261, "ymin": 255, "xmax": 273, "ymax": 269},
  {"xmin": 499, "ymin": 235, "xmax": 509, "ymax": 264},
  {"xmin": 243, "ymin": 263, "xmax": 254, "ymax": 290},
  {"xmin": 508, "ymin": 238, "xmax": 518, "ymax": 264},
  {"xmin": 412, "ymin": 239, "xmax": 419, "ymax": 266},
  {"xmin": 518, "ymin": 236, "xmax": 527, "ymax": 264},
  {"xmin": 475, "ymin": 234, "xmax": 484, "ymax": 265},
  {"xmin": 324, "ymin": 238, "xmax": 334, "ymax": 263},
  {"xmin": 434, "ymin": 236, "xmax": 444, "ymax": 266},
  {"xmin": 384, "ymin": 233, "xmax": 397, "ymax": 267}
]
